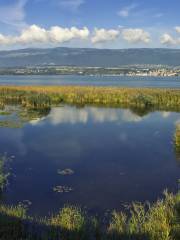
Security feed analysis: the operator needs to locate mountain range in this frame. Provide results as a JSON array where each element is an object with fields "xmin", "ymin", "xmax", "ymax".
[{"xmin": 0, "ymin": 47, "xmax": 179, "ymax": 67}]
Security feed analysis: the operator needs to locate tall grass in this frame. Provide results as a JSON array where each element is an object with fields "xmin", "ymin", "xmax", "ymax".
[
  {"xmin": 0, "ymin": 86, "xmax": 180, "ymax": 111},
  {"xmin": 0, "ymin": 191, "xmax": 179, "ymax": 240}
]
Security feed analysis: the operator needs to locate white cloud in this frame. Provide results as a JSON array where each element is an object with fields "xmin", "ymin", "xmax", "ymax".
[
  {"xmin": 0, "ymin": 24, "xmax": 90, "ymax": 46},
  {"xmin": 160, "ymin": 27, "xmax": 180, "ymax": 46},
  {"xmin": 17, "ymin": 25, "xmax": 48, "ymax": 44},
  {"xmin": 92, "ymin": 28, "xmax": 120, "ymax": 44},
  {"xmin": 0, "ymin": 0, "xmax": 28, "ymax": 29},
  {"xmin": 49, "ymin": 26, "xmax": 89, "ymax": 43},
  {"xmin": 117, "ymin": 4, "xmax": 137, "ymax": 18},
  {"xmin": 122, "ymin": 28, "xmax": 151, "ymax": 44},
  {"xmin": 160, "ymin": 33, "xmax": 177, "ymax": 45}
]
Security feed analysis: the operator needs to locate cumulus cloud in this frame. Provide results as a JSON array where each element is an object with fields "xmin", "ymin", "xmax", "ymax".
[
  {"xmin": 122, "ymin": 28, "xmax": 151, "ymax": 44},
  {"xmin": 160, "ymin": 33, "xmax": 177, "ymax": 45},
  {"xmin": 49, "ymin": 26, "xmax": 89, "ymax": 43},
  {"xmin": 160, "ymin": 27, "xmax": 180, "ymax": 46},
  {"xmin": 0, "ymin": 24, "xmax": 90, "ymax": 46},
  {"xmin": 92, "ymin": 28, "xmax": 120, "ymax": 44},
  {"xmin": 0, "ymin": 26, "xmax": 153, "ymax": 46}
]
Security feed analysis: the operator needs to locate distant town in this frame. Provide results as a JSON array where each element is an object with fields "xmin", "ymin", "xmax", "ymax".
[{"xmin": 0, "ymin": 65, "xmax": 180, "ymax": 77}]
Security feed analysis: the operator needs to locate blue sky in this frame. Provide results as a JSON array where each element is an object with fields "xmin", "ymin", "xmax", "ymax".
[{"xmin": 0, "ymin": 0, "xmax": 179, "ymax": 49}]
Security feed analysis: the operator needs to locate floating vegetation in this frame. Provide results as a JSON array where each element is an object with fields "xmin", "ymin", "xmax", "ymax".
[
  {"xmin": 53, "ymin": 185, "xmax": 73, "ymax": 193},
  {"xmin": 57, "ymin": 169, "xmax": 74, "ymax": 176}
]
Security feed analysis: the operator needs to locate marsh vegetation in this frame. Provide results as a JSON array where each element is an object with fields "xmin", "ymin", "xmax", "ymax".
[
  {"xmin": 1, "ymin": 86, "xmax": 180, "ymax": 112},
  {"xmin": 0, "ymin": 191, "xmax": 180, "ymax": 239}
]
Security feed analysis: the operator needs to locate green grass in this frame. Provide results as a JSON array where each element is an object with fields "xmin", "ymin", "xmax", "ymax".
[{"xmin": 0, "ymin": 191, "xmax": 180, "ymax": 240}]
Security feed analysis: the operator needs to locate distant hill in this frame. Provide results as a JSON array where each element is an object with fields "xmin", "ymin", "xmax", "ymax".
[{"xmin": 0, "ymin": 47, "xmax": 180, "ymax": 67}]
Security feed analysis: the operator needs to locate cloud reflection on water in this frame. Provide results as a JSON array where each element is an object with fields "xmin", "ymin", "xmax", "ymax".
[{"xmin": 30, "ymin": 106, "xmax": 143, "ymax": 126}]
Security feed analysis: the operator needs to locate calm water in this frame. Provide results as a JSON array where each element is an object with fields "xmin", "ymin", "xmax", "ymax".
[
  {"xmin": 0, "ymin": 105, "xmax": 180, "ymax": 216},
  {"xmin": 0, "ymin": 75, "xmax": 180, "ymax": 88}
]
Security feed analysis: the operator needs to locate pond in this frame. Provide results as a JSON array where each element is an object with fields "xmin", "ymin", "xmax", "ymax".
[{"xmin": 0, "ymin": 105, "xmax": 180, "ymax": 216}]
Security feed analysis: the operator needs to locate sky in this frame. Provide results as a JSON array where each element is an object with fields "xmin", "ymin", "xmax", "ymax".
[{"xmin": 0, "ymin": 0, "xmax": 179, "ymax": 49}]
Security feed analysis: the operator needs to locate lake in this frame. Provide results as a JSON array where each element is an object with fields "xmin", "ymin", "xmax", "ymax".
[
  {"xmin": 0, "ymin": 105, "xmax": 180, "ymax": 216},
  {"xmin": 0, "ymin": 75, "xmax": 180, "ymax": 88}
]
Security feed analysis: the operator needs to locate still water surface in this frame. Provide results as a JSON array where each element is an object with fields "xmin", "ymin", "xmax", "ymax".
[
  {"xmin": 0, "ymin": 75, "xmax": 180, "ymax": 88},
  {"xmin": 0, "ymin": 105, "xmax": 180, "ymax": 216}
]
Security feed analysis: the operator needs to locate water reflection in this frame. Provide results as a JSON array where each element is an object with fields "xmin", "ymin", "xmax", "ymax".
[
  {"xmin": 30, "ymin": 106, "xmax": 144, "ymax": 126},
  {"xmin": 0, "ymin": 105, "xmax": 179, "ymax": 215}
]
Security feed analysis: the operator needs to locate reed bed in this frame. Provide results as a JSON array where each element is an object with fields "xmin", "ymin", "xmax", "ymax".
[{"xmin": 0, "ymin": 86, "xmax": 180, "ymax": 111}]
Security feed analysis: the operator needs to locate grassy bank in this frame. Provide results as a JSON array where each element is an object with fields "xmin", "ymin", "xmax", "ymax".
[
  {"xmin": 0, "ymin": 191, "xmax": 180, "ymax": 240},
  {"xmin": 0, "ymin": 86, "xmax": 180, "ymax": 112}
]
